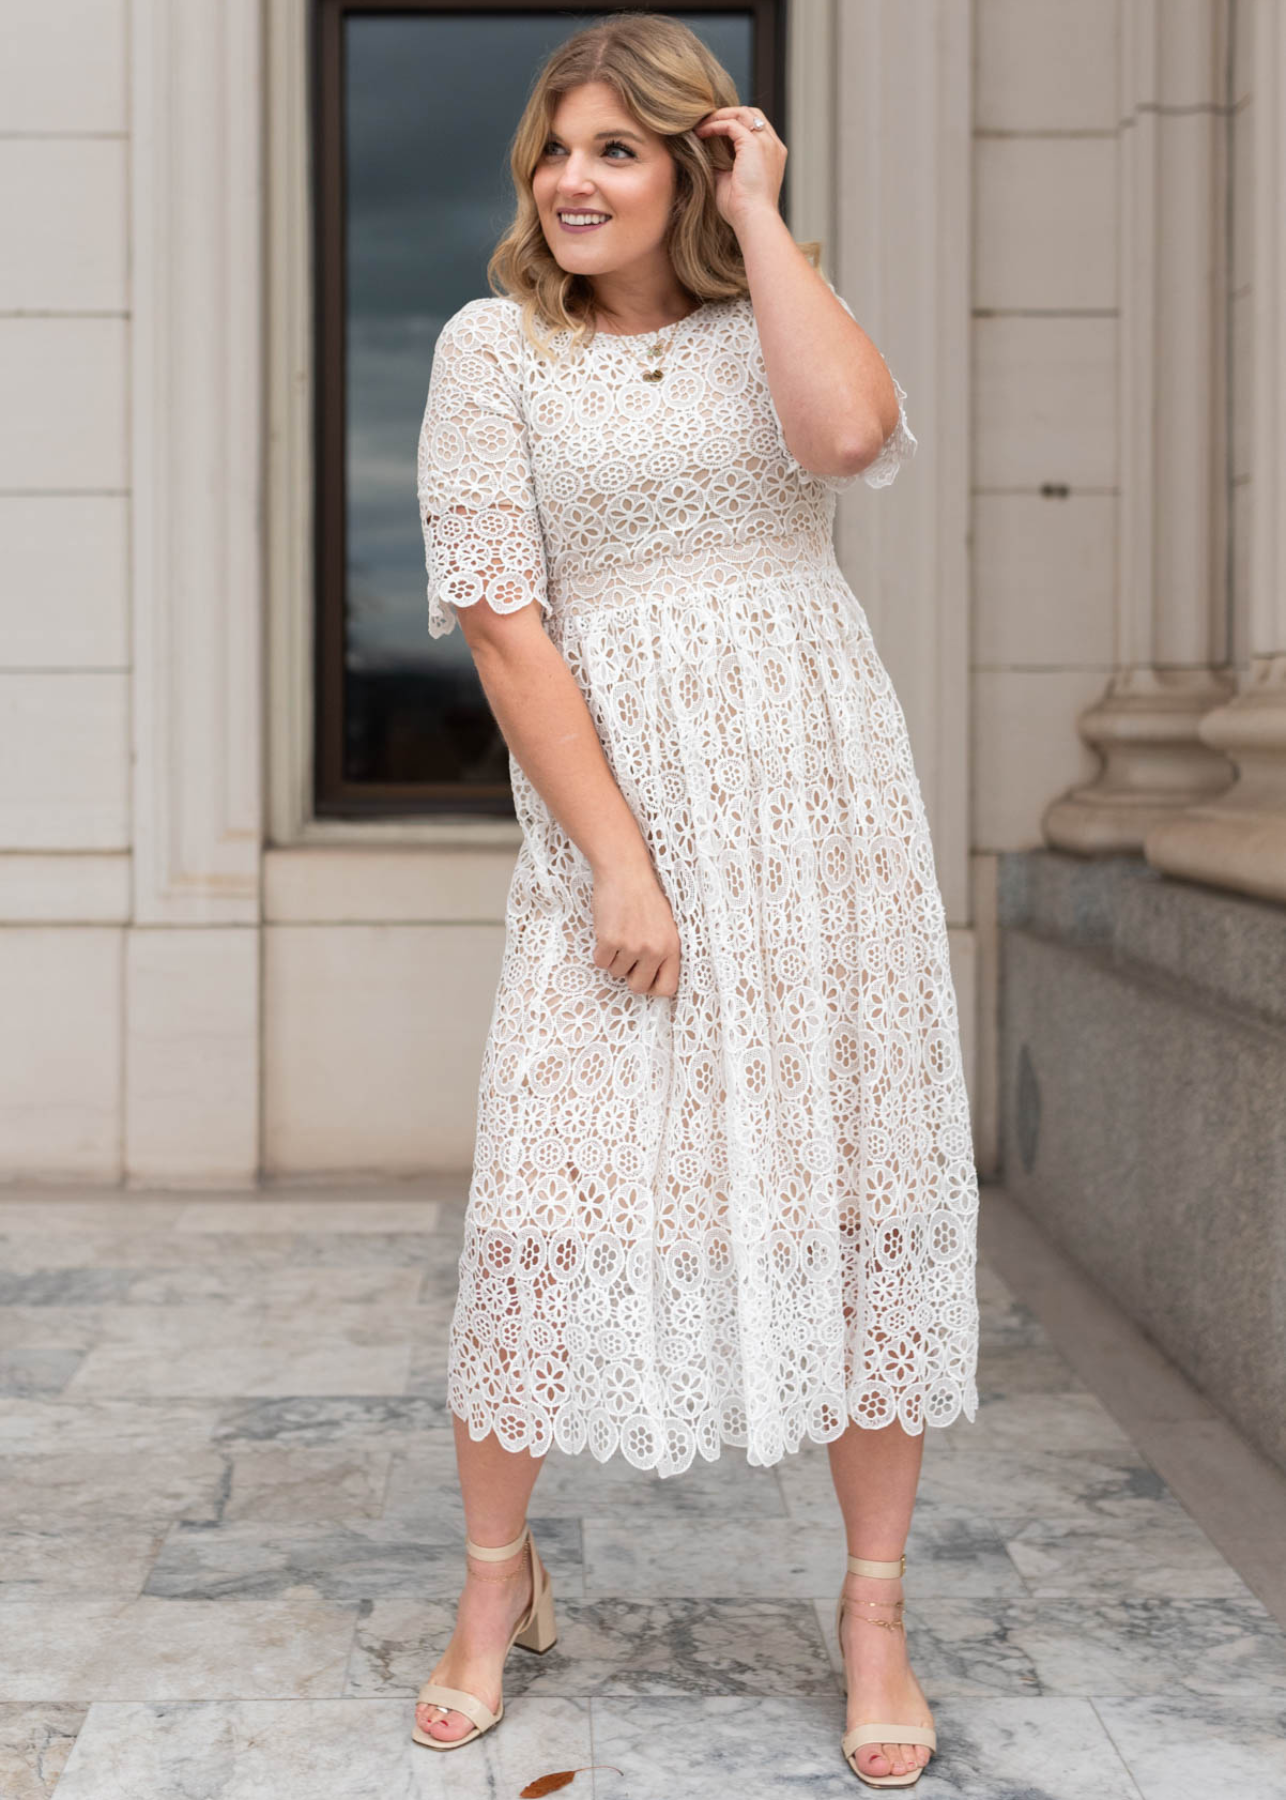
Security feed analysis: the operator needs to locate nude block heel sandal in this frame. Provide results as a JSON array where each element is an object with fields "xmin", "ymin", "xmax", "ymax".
[
  {"xmin": 411, "ymin": 1521, "xmax": 558, "ymax": 1750},
  {"xmin": 835, "ymin": 1551, "xmax": 937, "ymax": 1788}
]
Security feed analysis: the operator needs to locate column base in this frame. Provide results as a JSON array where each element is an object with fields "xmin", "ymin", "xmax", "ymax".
[
  {"xmin": 1145, "ymin": 657, "xmax": 1286, "ymax": 904},
  {"xmin": 1043, "ymin": 667, "xmax": 1236, "ymax": 855}
]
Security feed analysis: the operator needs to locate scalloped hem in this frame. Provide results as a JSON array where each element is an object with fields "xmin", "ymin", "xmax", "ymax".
[
  {"xmin": 445, "ymin": 1379, "xmax": 979, "ymax": 1481},
  {"xmin": 427, "ymin": 586, "xmax": 552, "ymax": 641}
]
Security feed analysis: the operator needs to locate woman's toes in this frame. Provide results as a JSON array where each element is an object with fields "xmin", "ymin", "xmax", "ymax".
[
  {"xmin": 418, "ymin": 1703, "xmax": 468, "ymax": 1740},
  {"xmin": 856, "ymin": 1740, "xmax": 930, "ymax": 1777}
]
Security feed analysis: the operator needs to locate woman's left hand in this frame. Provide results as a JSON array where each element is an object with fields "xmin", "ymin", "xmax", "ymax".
[{"xmin": 693, "ymin": 106, "xmax": 786, "ymax": 230}]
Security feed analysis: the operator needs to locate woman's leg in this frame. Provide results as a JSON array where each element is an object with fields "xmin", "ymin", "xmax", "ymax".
[
  {"xmin": 826, "ymin": 1420, "xmax": 934, "ymax": 1781},
  {"xmin": 415, "ymin": 1413, "xmax": 546, "ymax": 1743}
]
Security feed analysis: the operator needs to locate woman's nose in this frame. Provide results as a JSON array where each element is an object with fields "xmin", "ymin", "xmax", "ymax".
[{"xmin": 556, "ymin": 155, "xmax": 598, "ymax": 195}]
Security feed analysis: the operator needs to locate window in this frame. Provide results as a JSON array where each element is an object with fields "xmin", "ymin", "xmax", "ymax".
[{"xmin": 313, "ymin": 0, "xmax": 781, "ymax": 817}]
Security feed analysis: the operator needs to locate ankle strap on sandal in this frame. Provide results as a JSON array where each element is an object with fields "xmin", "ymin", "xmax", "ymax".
[
  {"xmin": 846, "ymin": 1552, "xmax": 906, "ymax": 1578},
  {"xmin": 465, "ymin": 1522, "xmax": 530, "ymax": 1561}
]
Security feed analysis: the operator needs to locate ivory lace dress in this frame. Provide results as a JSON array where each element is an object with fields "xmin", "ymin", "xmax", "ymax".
[{"xmin": 417, "ymin": 285, "xmax": 980, "ymax": 1479}]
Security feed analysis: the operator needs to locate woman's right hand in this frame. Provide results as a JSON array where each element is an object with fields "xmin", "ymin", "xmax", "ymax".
[{"xmin": 590, "ymin": 859, "xmax": 682, "ymax": 998}]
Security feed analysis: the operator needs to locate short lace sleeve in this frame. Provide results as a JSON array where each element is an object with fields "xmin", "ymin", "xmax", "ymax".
[
  {"xmin": 775, "ymin": 277, "xmax": 917, "ymax": 492},
  {"xmin": 417, "ymin": 298, "xmax": 550, "ymax": 640}
]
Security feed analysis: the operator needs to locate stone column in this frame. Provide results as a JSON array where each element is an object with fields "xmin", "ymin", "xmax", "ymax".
[
  {"xmin": 828, "ymin": 0, "xmax": 974, "ymax": 930},
  {"xmin": 789, "ymin": 0, "xmax": 980, "ymax": 1135},
  {"xmin": 1043, "ymin": 0, "xmax": 1235, "ymax": 854},
  {"xmin": 1146, "ymin": 0, "xmax": 1286, "ymax": 903},
  {"xmin": 126, "ymin": 0, "xmax": 265, "ymax": 1182}
]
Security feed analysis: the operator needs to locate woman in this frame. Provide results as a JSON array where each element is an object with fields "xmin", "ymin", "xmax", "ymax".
[{"xmin": 412, "ymin": 14, "xmax": 979, "ymax": 1788}]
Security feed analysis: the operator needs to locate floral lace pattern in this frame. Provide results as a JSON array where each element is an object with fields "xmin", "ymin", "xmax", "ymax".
[{"xmin": 417, "ymin": 288, "xmax": 979, "ymax": 1478}]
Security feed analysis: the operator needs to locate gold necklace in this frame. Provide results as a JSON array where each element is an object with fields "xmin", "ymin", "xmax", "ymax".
[{"xmin": 598, "ymin": 308, "xmax": 693, "ymax": 381}]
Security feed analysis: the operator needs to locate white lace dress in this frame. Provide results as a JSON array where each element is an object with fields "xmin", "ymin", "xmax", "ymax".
[{"xmin": 417, "ymin": 287, "xmax": 979, "ymax": 1478}]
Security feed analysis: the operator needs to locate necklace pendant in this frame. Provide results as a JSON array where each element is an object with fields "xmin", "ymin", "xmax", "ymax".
[{"xmin": 642, "ymin": 368, "xmax": 664, "ymax": 382}]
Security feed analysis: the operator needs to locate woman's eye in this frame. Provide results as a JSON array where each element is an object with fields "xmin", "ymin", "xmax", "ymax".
[{"xmin": 542, "ymin": 140, "xmax": 635, "ymax": 159}]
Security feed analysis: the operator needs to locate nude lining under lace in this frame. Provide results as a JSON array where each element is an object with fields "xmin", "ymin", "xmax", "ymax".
[{"xmin": 416, "ymin": 285, "xmax": 980, "ymax": 1480}]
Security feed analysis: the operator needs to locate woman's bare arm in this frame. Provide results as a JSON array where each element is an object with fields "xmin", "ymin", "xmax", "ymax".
[
  {"xmin": 454, "ymin": 596, "xmax": 681, "ymax": 997},
  {"xmin": 457, "ymin": 597, "xmax": 647, "ymax": 877},
  {"xmin": 737, "ymin": 207, "xmax": 901, "ymax": 478}
]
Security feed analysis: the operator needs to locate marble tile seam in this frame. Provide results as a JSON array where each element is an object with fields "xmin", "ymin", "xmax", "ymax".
[{"xmin": 1084, "ymin": 1701, "xmax": 1151, "ymax": 1800}]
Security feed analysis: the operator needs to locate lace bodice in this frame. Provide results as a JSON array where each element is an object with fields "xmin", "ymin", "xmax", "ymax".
[{"xmin": 417, "ymin": 286, "xmax": 915, "ymax": 640}]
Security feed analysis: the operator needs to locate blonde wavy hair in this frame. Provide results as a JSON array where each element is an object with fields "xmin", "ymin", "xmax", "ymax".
[{"xmin": 485, "ymin": 11, "xmax": 821, "ymax": 358}]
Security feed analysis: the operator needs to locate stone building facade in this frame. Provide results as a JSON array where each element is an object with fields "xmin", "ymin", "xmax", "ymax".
[{"xmin": 1, "ymin": 0, "xmax": 1281, "ymax": 1471}]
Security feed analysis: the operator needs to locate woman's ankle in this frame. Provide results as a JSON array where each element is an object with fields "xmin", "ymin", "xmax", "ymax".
[
  {"xmin": 460, "ymin": 1542, "xmax": 532, "ymax": 1606},
  {"xmin": 842, "ymin": 1570, "xmax": 904, "ymax": 1596},
  {"xmin": 841, "ymin": 1572, "xmax": 906, "ymax": 1635},
  {"xmin": 465, "ymin": 1538, "xmax": 528, "ymax": 1576}
]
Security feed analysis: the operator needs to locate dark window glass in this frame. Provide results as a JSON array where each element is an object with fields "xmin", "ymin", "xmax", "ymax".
[{"xmin": 314, "ymin": 2, "xmax": 780, "ymax": 817}]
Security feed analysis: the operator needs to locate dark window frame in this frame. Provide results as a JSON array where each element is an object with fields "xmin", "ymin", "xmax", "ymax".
[{"xmin": 311, "ymin": 0, "xmax": 787, "ymax": 819}]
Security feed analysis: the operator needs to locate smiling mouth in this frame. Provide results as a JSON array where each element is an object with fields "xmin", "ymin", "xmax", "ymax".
[{"xmin": 557, "ymin": 211, "xmax": 612, "ymax": 229}]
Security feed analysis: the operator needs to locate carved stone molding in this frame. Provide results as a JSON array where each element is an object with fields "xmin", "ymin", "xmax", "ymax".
[
  {"xmin": 830, "ymin": 0, "xmax": 973, "ymax": 926},
  {"xmin": 1043, "ymin": 666, "xmax": 1236, "ymax": 853},
  {"xmin": 130, "ymin": 0, "xmax": 264, "ymax": 924},
  {"xmin": 1145, "ymin": 0, "xmax": 1286, "ymax": 904},
  {"xmin": 126, "ymin": 0, "xmax": 265, "ymax": 1184},
  {"xmin": 1043, "ymin": 0, "xmax": 1234, "ymax": 854},
  {"xmin": 1146, "ymin": 657, "xmax": 1286, "ymax": 902}
]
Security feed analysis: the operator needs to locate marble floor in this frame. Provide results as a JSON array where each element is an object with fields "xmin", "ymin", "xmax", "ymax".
[{"xmin": 1, "ymin": 1181, "xmax": 1284, "ymax": 1799}]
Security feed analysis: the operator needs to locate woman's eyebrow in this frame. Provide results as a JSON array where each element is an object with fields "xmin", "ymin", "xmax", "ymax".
[{"xmin": 548, "ymin": 127, "xmax": 647, "ymax": 144}]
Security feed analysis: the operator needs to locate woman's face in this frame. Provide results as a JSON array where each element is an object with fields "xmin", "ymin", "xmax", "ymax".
[{"xmin": 532, "ymin": 81, "xmax": 679, "ymax": 284}]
